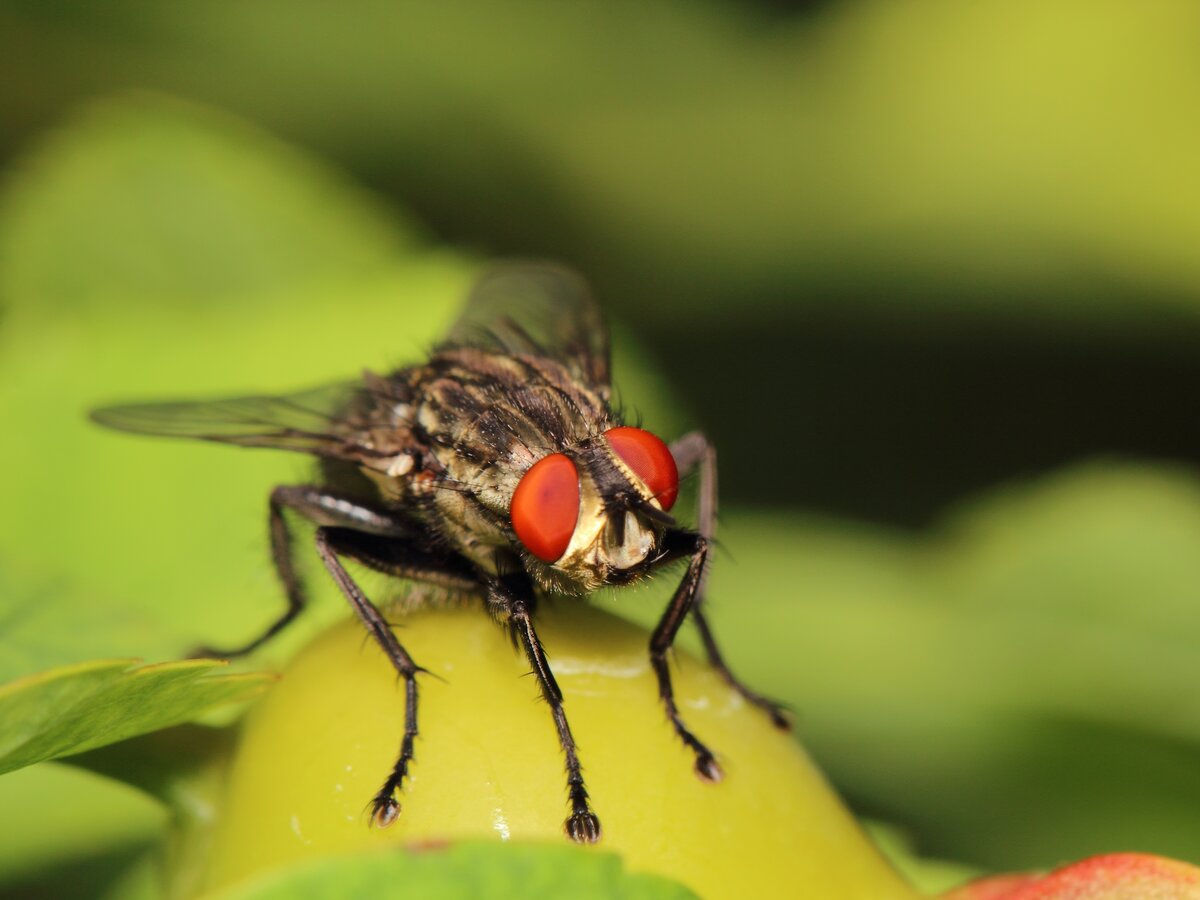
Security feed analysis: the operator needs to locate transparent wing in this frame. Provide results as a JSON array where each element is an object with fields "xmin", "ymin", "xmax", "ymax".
[
  {"xmin": 90, "ymin": 381, "xmax": 378, "ymax": 459},
  {"xmin": 441, "ymin": 262, "xmax": 611, "ymax": 389}
]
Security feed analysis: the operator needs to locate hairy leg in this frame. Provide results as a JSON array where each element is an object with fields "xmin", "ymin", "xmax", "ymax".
[
  {"xmin": 314, "ymin": 525, "xmax": 473, "ymax": 827},
  {"xmin": 485, "ymin": 574, "xmax": 601, "ymax": 843},
  {"xmin": 670, "ymin": 433, "xmax": 791, "ymax": 729},
  {"xmin": 194, "ymin": 485, "xmax": 416, "ymax": 658},
  {"xmin": 648, "ymin": 529, "xmax": 723, "ymax": 781}
]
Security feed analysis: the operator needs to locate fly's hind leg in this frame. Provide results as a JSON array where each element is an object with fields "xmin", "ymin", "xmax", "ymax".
[
  {"xmin": 314, "ymin": 526, "xmax": 478, "ymax": 827},
  {"xmin": 669, "ymin": 433, "xmax": 791, "ymax": 730},
  {"xmin": 193, "ymin": 485, "xmax": 417, "ymax": 659},
  {"xmin": 485, "ymin": 574, "xmax": 601, "ymax": 843}
]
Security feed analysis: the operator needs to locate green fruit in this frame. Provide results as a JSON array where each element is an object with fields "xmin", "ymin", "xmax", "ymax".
[{"xmin": 201, "ymin": 603, "xmax": 917, "ymax": 900}]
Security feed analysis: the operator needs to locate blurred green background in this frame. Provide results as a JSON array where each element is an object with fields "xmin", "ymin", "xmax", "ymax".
[{"xmin": 3, "ymin": 0, "xmax": 1200, "ymax": 896}]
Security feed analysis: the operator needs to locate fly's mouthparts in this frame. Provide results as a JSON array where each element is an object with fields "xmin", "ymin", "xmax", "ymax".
[
  {"xmin": 633, "ymin": 498, "xmax": 676, "ymax": 529},
  {"xmin": 604, "ymin": 510, "xmax": 654, "ymax": 571}
]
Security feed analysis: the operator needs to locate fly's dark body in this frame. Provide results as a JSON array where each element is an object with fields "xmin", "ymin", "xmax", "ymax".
[
  {"xmin": 92, "ymin": 264, "xmax": 787, "ymax": 842},
  {"xmin": 343, "ymin": 344, "xmax": 620, "ymax": 595}
]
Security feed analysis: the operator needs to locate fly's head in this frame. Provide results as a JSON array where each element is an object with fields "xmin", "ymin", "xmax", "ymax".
[{"xmin": 509, "ymin": 427, "xmax": 680, "ymax": 590}]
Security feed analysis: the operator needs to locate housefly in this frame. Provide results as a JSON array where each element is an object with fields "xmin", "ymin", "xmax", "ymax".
[{"xmin": 92, "ymin": 264, "xmax": 788, "ymax": 842}]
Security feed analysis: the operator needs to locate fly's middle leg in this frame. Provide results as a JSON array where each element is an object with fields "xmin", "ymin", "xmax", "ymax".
[
  {"xmin": 649, "ymin": 530, "xmax": 723, "ymax": 782},
  {"xmin": 193, "ymin": 485, "xmax": 418, "ymax": 660},
  {"xmin": 314, "ymin": 526, "xmax": 463, "ymax": 827}
]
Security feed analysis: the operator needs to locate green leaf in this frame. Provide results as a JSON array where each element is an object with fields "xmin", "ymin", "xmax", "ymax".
[
  {"xmin": 6, "ymin": 3, "xmax": 1200, "ymax": 329},
  {"xmin": 0, "ymin": 575, "xmax": 179, "ymax": 684},
  {"xmin": 0, "ymin": 92, "xmax": 418, "ymax": 314},
  {"xmin": 202, "ymin": 841, "xmax": 697, "ymax": 900},
  {"xmin": 0, "ymin": 764, "xmax": 163, "ymax": 897},
  {"xmin": 0, "ymin": 657, "xmax": 271, "ymax": 775},
  {"xmin": 866, "ymin": 820, "xmax": 982, "ymax": 897}
]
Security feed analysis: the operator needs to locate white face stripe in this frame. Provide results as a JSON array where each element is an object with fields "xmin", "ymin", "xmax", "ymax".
[
  {"xmin": 551, "ymin": 442, "xmax": 663, "ymax": 576},
  {"xmin": 554, "ymin": 466, "xmax": 608, "ymax": 571}
]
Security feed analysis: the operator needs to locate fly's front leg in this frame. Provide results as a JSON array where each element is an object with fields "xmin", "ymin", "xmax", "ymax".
[
  {"xmin": 650, "ymin": 530, "xmax": 723, "ymax": 781},
  {"xmin": 670, "ymin": 433, "xmax": 791, "ymax": 730},
  {"xmin": 486, "ymin": 576, "xmax": 601, "ymax": 843},
  {"xmin": 194, "ymin": 485, "xmax": 416, "ymax": 659}
]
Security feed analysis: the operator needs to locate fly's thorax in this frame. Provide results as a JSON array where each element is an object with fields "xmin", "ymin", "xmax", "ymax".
[
  {"xmin": 416, "ymin": 351, "xmax": 608, "ymax": 483},
  {"xmin": 357, "ymin": 353, "xmax": 625, "ymax": 575}
]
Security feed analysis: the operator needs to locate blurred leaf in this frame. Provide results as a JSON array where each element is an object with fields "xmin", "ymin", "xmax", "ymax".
[
  {"xmin": 0, "ymin": 657, "xmax": 270, "ymax": 775},
  {"xmin": 202, "ymin": 841, "xmax": 697, "ymax": 900},
  {"xmin": 0, "ymin": 842, "xmax": 156, "ymax": 900},
  {"xmin": 5, "ymin": 1, "xmax": 1200, "ymax": 330},
  {"xmin": 0, "ymin": 579, "xmax": 153, "ymax": 684},
  {"xmin": 0, "ymin": 764, "xmax": 163, "ymax": 895},
  {"xmin": 0, "ymin": 92, "xmax": 417, "ymax": 313},
  {"xmin": 660, "ymin": 461, "xmax": 1200, "ymax": 870},
  {"xmin": 866, "ymin": 820, "xmax": 982, "ymax": 896},
  {"xmin": 68, "ymin": 725, "xmax": 243, "ymax": 900}
]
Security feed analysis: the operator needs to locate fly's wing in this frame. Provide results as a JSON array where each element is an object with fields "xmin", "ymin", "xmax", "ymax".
[
  {"xmin": 441, "ymin": 263, "xmax": 611, "ymax": 391},
  {"xmin": 90, "ymin": 381, "xmax": 382, "ymax": 460}
]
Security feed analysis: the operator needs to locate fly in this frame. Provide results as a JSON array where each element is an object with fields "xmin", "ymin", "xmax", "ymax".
[{"xmin": 91, "ymin": 263, "xmax": 789, "ymax": 843}]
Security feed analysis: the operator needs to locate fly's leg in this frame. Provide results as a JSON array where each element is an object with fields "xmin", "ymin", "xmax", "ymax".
[
  {"xmin": 692, "ymin": 614, "xmax": 789, "ymax": 730},
  {"xmin": 486, "ymin": 576, "xmax": 601, "ymax": 844},
  {"xmin": 669, "ymin": 433, "xmax": 718, "ymax": 554},
  {"xmin": 669, "ymin": 433, "xmax": 791, "ymax": 730},
  {"xmin": 319, "ymin": 528, "xmax": 480, "ymax": 596},
  {"xmin": 194, "ymin": 485, "xmax": 477, "ymax": 827},
  {"xmin": 650, "ymin": 530, "xmax": 723, "ymax": 781},
  {"xmin": 194, "ymin": 486, "xmax": 415, "ymax": 659},
  {"xmin": 314, "ymin": 526, "xmax": 462, "ymax": 827}
]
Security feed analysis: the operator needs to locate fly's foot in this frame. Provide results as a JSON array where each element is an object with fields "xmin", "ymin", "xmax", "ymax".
[
  {"xmin": 672, "ymin": 719, "xmax": 723, "ymax": 783},
  {"xmin": 371, "ymin": 794, "xmax": 401, "ymax": 828},
  {"xmin": 694, "ymin": 752, "xmax": 724, "ymax": 783},
  {"xmin": 368, "ymin": 721, "xmax": 417, "ymax": 828},
  {"xmin": 188, "ymin": 641, "xmax": 260, "ymax": 661},
  {"xmin": 714, "ymin": 670, "xmax": 794, "ymax": 731},
  {"xmin": 188, "ymin": 644, "xmax": 226, "ymax": 660},
  {"xmin": 750, "ymin": 695, "xmax": 793, "ymax": 731},
  {"xmin": 565, "ymin": 810, "xmax": 602, "ymax": 844}
]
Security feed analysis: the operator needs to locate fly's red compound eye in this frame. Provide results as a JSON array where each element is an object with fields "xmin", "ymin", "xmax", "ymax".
[
  {"xmin": 605, "ymin": 427, "xmax": 679, "ymax": 510},
  {"xmin": 511, "ymin": 453, "xmax": 581, "ymax": 562}
]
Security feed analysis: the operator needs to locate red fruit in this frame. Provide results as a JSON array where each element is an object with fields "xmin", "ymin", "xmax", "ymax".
[{"xmin": 943, "ymin": 852, "xmax": 1200, "ymax": 900}]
